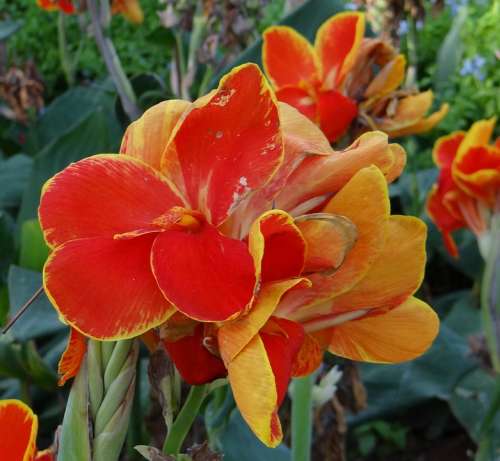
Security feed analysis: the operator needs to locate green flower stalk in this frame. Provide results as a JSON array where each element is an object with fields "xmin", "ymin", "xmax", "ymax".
[{"xmin": 57, "ymin": 339, "xmax": 139, "ymax": 461}]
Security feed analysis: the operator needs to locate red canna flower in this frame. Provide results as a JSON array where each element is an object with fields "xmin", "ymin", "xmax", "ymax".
[
  {"xmin": 427, "ymin": 118, "xmax": 500, "ymax": 258},
  {"xmin": 0, "ymin": 399, "xmax": 54, "ymax": 461},
  {"xmin": 262, "ymin": 12, "xmax": 448, "ymax": 142},
  {"xmin": 39, "ymin": 64, "xmax": 439, "ymax": 448},
  {"xmin": 36, "ymin": 0, "xmax": 75, "ymax": 14}
]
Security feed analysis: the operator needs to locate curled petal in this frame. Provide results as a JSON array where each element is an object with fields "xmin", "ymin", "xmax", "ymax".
[
  {"xmin": 218, "ymin": 278, "xmax": 309, "ymax": 365},
  {"xmin": 432, "ymin": 131, "xmax": 465, "ymax": 168},
  {"xmin": 263, "ymin": 26, "xmax": 319, "ymax": 89},
  {"xmin": 58, "ymin": 328, "xmax": 87, "ymax": 386},
  {"xmin": 152, "ymin": 221, "xmax": 256, "ymax": 322},
  {"xmin": 0, "ymin": 399, "xmax": 38, "ymax": 461},
  {"xmin": 228, "ymin": 335, "xmax": 282, "ymax": 447},
  {"xmin": 386, "ymin": 102, "xmax": 449, "ymax": 138},
  {"xmin": 327, "ymin": 297, "xmax": 439, "ymax": 363},
  {"xmin": 39, "ymin": 155, "xmax": 183, "ymax": 248},
  {"xmin": 295, "ymin": 213, "xmax": 358, "ymax": 274},
  {"xmin": 44, "ymin": 235, "xmax": 175, "ymax": 340},
  {"xmin": 249, "ymin": 210, "xmax": 306, "ymax": 283},
  {"xmin": 364, "ymin": 54, "xmax": 406, "ymax": 100},
  {"xmin": 161, "ymin": 63, "xmax": 282, "ymax": 226},
  {"xmin": 331, "ymin": 215, "xmax": 427, "ymax": 312},
  {"xmin": 315, "ymin": 12, "xmax": 365, "ymax": 89},
  {"xmin": 120, "ymin": 100, "xmax": 191, "ymax": 170},
  {"xmin": 164, "ymin": 324, "xmax": 227, "ymax": 385},
  {"xmin": 384, "ymin": 143, "xmax": 407, "ymax": 183},
  {"xmin": 316, "ymin": 89, "xmax": 358, "ymax": 142}
]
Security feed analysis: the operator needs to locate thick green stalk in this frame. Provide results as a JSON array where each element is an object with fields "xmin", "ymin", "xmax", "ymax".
[
  {"xmin": 291, "ymin": 375, "xmax": 314, "ymax": 461},
  {"xmin": 481, "ymin": 212, "xmax": 500, "ymax": 373},
  {"xmin": 162, "ymin": 384, "xmax": 208, "ymax": 455},
  {"xmin": 475, "ymin": 376, "xmax": 500, "ymax": 461}
]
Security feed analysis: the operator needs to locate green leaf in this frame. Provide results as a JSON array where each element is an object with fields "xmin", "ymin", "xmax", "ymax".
[
  {"xmin": 19, "ymin": 219, "xmax": 49, "ymax": 272},
  {"xmin": 0, "ymin": 20, "xmax": 22, "ymax": 41},
  {"xmin": 434, "ymin": 7, "xmax": 467, "ymax": 92},
  {"xmin": 0, "ymin": 154, "xmax": 33, "ymax": 208},
  {"xmin": 0, "ymin": 210, "xmax": 15, "ymax": 283},
  {"xmin": 7, "ymin": 265, "xmax": 64, "ymax": 342},
  {"xmin": 18, "ymin": 100, "xmax": 122, "ymax": 225}
]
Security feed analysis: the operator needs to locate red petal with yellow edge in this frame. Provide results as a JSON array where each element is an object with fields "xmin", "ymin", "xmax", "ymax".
[
  {"xmin": 291, "ymin": 332, "xmax": 323, "ymax": 377},
  {"xmin": 295, "ymin": 213, "xmax": 357, "ymax": 274},
  {"xmin": 331, "ymin": 215, "xmax": 427, "ymax": 312},
  {"xmin": 327, "ymin": 297, "xmax": 439, "ymax": 363},
  {"xmin": 164, "ymin": 324, "xmax": 227, "ymax": 385},
  {"xmin": 385, "ymin": 103, "xmax": 449, "ymax": 138},
  {"xmin": 44, "ymin": 234, "xmax": 175, "ymax": 340},
  {"xmin": 315, "ymin": 12, "xmax": 365, "ymax": 89},
  {"xmin": 58, "ymin": 328, "xmax": 87, "ymax": 386},
  {"xmin": 249, "ymin": 210, "xmax": 305, "ymax": 283},
  {"xmin": 218, "ymin": 278, "xmax": 309, "ymax": 365},
  {"xmin": 276, "ymin": 86, "xmax": 317, "ymax": 121},
  {"xmin": 317, "ymin": 89, "xmax": 358, "ymax": 142},
  {"xmin": 432, "ymin": 132, "xmax": 465, "ymax": 168},
  {"xmin": 261, "ymin": 317, "xmax": 304, "ymax": 405},
  {"xmin": 274, "ymin": 131, "xmax": 393, "ymax": 212},
  {"xmin": 152, "ymin": 221, "xmax": 255, "ymax": 322},
  {"xmin": 364, "ymin": 54, "xmax": 406, "ymax": 100},
  {"xmin": 228, "ymin": 335, "xmax": 282, "ymax": 447},
  {"xmin": 456, "ymin": 117, "xmax": 496, "ymax": 159},
  {"xmin": 454, "ymin": 145, "xmax": 500, "ymax": 205},
  {"xmin": 276, "ymin": 166, "xmax": 389, "ymax": 316},
  {"xmin": 161, "ymin": 64, "xmax": 282, "ymax": 226},
  {"xmin": 39, "ymin": 155, "xmax": 183, "ymax": 248},
  {"xmin": 120, "ymin": 100, "xmax": 191, "ymax": 170},
  {"xmin": 35, "ymin": 448, "xmax": 54, "ymax": 461},
  {"xmin": 263, "ymin": 26, "xmax": 319, "ymax": 89},
  {"xmin": 0, "ymin": 399, "xmax": 38, "ymax": 461}
]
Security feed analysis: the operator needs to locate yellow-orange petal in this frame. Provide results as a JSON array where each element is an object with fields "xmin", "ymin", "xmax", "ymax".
[
  {"xmin": 44, "ymin": 235, "xmax": 176, "ymax": 340},
  {"xmin": 0, "ymin": 399, "xmax": 38, "ymax": 461},
  {"xmin": 112, "ymin": 0, "xmax": 144, "ymax": 23},
  {"xmin": 327, "ymin": 297, "xmax": 439, "ymax": 363},
  {"xmin": 331, "ymin": 215, "xmax": 427, "ymax": 312},
  {"xmin": 262, "ymin": 26, "xmax": 319, "ymax": 90},
  {"xmin": 295, "ymin": 213, "xmax": 357, "ymax": 274},
  {"xmin": 315, "ymin": 12, "xmax": 365, "ymax": 89},
  {"xmin": 274, "ymin": 131, "xmax": 394, "ymax": 212},
  {"xmin": 385, "ymin": 102, "xmax": 449, "ymax": 138},
  {"xmin": 248, "ymin": 210, "xmax": 306, "ymax": 283},
  {"xmin": 161, "ymin": 63, "xmax": 283, "ymax": 226},
  {"xmin": 384, "ymin": 143, "xmax": 407, "ymax": 183},
  {"xmin": 363, "ymin": 54, "xmax": 406, "ymax": 101},
  {"xmin": 228, "ymin": 335, "xmax": 282, "ymax": 448},
  {"xmin": 120, "ymin": 100, "xmax": 191, "ymax": 170},
  {"xmin": 218, "ymin": 278, "xmax": 309, "ymax": 365},
  {"xmin": 58, "ymin": 327, "xmax": 87, "ymax": 386}
]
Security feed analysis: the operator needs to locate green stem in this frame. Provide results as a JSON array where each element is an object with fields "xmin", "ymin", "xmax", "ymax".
[
  {"xmin": 405, "ymin": 13, "xmax": 418, "ymax": 89},
  {"xmin": 291, "ymin": 375, "xmax": 314, "ymax": 461},
  {"xmin": 57, "ymin": 12, "xmax": 74, "ymax": 86},
  {"xmin": 475, "ymin": 376, "xmax": 500, "ymax": 461},
  {"xmin": 162, "ymin": 384, "xmax": 208, "ymax": 455}
]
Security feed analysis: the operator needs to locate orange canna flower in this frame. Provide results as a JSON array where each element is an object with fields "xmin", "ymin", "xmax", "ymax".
[
  {"xmin": 39, "ymin": 64, "xmax": 438, "ymax": 447},
  {"xmin": 262, "ymin": 12, "xmax": 448, "ymax": 143},
  {"xmin": 0, "ymin": 400, "xmax": 54, "ymax": 461},
  {"xmin": 427, "ymin": 118, "xmax": 500, "ymax": 258}
]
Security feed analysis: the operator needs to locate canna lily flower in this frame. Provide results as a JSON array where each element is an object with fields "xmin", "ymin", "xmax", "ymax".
[
  {"xmin": 39, "ymin": 63, "xmax": 438, "ymax": 448},
  {"xmin": 0, "ymin": 399, "xmax": 54, "ymax": 461},
  {"xmin": 427, "ymin": 118, "xmax": 500, "ymax": 258},
  {"xmin": 36, "ymin": 0, "xmax": 75, "ymax": 13},
  {"xmin": 262, "ymin": 12, "xmax": 448, "ymax": 142}
]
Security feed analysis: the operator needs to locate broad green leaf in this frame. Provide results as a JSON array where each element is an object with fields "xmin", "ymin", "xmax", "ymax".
[
  {"xmin": 18, "ymin": 104, "xmax": 122, "ymax": 224},
  {"xmin": 0, "ymin": 20, "xmax": 22, "ymax": 41},
  {"xmin": 19, "ymin": 219, "xmax": 49, "ymax": 272},
  {"xmin": 434, "ymin": 7, "xmax": 467, "ymax": 92},
  {"xmin": 0, "ymin": 154, "xmax": 33, "ymax": 208},
  {"xmin": 0, "ymin": 210, "xmax": 15, "ymax": 283},
  {"xmin": 7, "ymin": 265, "xmax": 64, "ymax": 342}
]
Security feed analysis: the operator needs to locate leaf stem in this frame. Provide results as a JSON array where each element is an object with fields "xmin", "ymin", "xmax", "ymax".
[
  {"xmin": 291, "ymin": 375, "xmax": 314, "ymax": 461},
  {"xmin": 162, "ymin": 384, "xmax": 208, "ymax": 455},
  {"xmin": 57, "ymin": 12, "xmax": 75, "ymax": 86}
]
